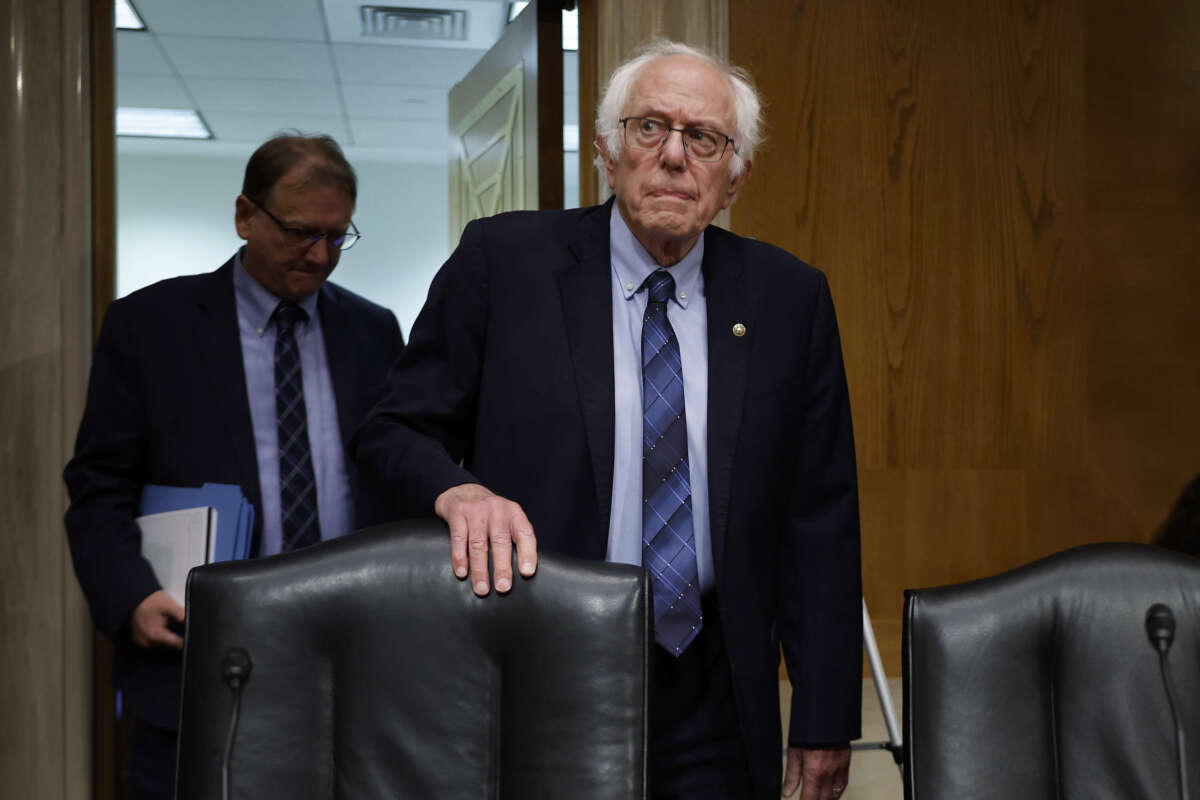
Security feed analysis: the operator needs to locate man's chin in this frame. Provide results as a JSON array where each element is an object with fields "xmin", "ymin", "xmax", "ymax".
[
  {"xmin": 282, "ymin": 274, "xmax": 328, "ymax": 300},
  {"xmin": 642, "ymin": 211, "xmax": 700, "ymax": 240}
]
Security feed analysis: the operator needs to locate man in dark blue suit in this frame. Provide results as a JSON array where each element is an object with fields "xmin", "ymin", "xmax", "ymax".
[
  {"xmin": 354, "ymin": 41, "xmax": 861, "ymax": 800},
  {"xmin": 64, "ymin": 134, "xmax": 402, "ymax": 800}
]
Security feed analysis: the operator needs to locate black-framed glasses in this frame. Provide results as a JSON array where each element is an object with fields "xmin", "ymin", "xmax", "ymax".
[
  {"xmin": 247, "ymin": 196, "xmax": 361, "ymax": 252},
  {"xmin": 619, "ymin": 116, "xmax": 736, "ymax": 162}
]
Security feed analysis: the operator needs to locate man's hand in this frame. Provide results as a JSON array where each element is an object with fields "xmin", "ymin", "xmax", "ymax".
[
  {"xmin": 434, "ymin": 483, "xmax": 537, "ymax": 596},
  {"xmin": 130, "ymin": 590, "xmax": 185, "ymax": 650},
  {"xmin": 782, "ymin": 745, "xmax": 851, "ymax": 799}
]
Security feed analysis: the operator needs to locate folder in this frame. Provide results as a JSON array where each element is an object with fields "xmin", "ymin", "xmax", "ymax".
[
  {"xmin": 139, "ymin": 482, "xmax": 255, "ymax": 563},
  {"xmin": 137, "ymin": 507, "xmax": 213, "ymax": 606}
]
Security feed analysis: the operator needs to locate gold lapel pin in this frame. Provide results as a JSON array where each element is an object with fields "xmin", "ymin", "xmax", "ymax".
[{"xmin": 732, "ymin": 323, "xmax": 746, "ymax": 337}]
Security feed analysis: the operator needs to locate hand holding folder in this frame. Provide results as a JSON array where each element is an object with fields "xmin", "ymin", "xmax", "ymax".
[{"xmin": 136, "ymin": 483, "xmax": 255, "ymax": 608}]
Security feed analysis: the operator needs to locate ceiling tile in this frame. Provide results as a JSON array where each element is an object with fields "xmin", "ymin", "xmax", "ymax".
[
  {"xmin": 341, "ymin": 85, "xmax": 446, "ymax": 121},
  {"xmin": 159, "ymin": 36, "xmax": 336, "ymax": 82},
  {"xmin": 117, "ymin": 31, "xmax": 173, "ymax": 75},
  {"xmin": 186, "ymin": 78, "xmax": 342, "ymax": 114},
  {"xmin": 117, "ymin": 75, "xmax": 193, "ymax": 108},
  {"xmin": 331, "ymin": 44, "xmax": 484, "ymax": 88},
  {"xmin": 203, "ymin": 112, "xmax": 350, "ymax": 144},
  {"xmin": 348, "ymin": 118, "xmax": 446, "ymax": 149},
  {"xmin": 133, "ymin": 0, "xmax": 326, "ymax": 40}
]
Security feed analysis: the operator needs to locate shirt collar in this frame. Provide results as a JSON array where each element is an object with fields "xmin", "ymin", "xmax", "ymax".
[
  {"xmin": 609, "ymin": 204, "xmax": 704, "ymax": 309},
  {"xmin": 233, "ymin": 247, "xmax": 320, "ymax": 336}
]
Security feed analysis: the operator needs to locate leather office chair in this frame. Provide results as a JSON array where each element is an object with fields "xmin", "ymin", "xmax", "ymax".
[
  {"xmin": 176, "ymin": 520, "xmax": 650, "ymax": 799},
  {"xmin": 903, "ymin": 542, "xmax": 1200, "ymax": 799}
]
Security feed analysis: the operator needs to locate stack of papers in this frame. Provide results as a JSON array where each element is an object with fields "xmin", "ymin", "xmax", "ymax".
[{"xmin": 136, "ymin": 483, "xmax": 255, "ymax": 605}]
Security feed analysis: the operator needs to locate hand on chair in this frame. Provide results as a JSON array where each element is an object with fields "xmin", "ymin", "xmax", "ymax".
[{"xmin": 434, "ymin": 483, "xmax": 538, "ymax": 596}]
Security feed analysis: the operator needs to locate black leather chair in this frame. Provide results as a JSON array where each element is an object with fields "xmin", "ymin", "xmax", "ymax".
[
  {"xmin": 903, "ymin": 542, "xmax": 1200, "ymax": 799},
  {"xmin": 176, "ymin": 520, "xmax": 650, "ymax": 799}
]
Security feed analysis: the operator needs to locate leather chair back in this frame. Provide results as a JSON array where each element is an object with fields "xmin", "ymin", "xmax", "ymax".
[
  {"xmin": 176, "ymin": 520, "xmax": 650, "ymax": 799},
  {"xmin": 903, "ymin": 542, "xmax": 1200, "ymax": 799}
]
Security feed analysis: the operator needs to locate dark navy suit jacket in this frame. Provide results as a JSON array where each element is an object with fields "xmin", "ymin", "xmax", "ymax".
[
  {"xmin": 352, "ymin": 201, "xmax": 862, "ymax": 796},
  {"xmin": 64, "ymin": 258, "xmax": 402, "ymax": 729}
]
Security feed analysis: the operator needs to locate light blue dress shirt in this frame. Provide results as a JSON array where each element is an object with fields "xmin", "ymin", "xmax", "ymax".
[
  {"xmin": 232, "ymin": 250, "xmax": 354, "ymax": 556},
  {"xmin": 605, "ymin": 206, "xmax": 714, "ymax": 593}
]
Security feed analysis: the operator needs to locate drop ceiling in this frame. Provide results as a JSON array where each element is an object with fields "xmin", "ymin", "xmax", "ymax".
[{"xmin": 117, "ymin": 0, "xmax": 509, "ymax": 160}]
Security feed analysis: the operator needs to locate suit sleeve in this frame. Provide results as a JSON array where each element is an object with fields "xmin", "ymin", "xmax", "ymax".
[
  {"xmin": 63, "ymin": 299, "xmax": 162, "ymax": 638},
  {"xmin": 779, "ymin": 274, "xmax": 863, "ymax": 746},
  {"xmin": 350, "ymin": 220, "xmax": 489, "ymax": 514}
]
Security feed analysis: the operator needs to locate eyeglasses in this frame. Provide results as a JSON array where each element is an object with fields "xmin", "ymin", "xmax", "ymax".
[
  {"xmin": 247, "ymin": 196, "xmax": 361, "ymax": 251},
  {"xmin": 619, "ymin": 116, "xmax": 736, "ymax": 162}
]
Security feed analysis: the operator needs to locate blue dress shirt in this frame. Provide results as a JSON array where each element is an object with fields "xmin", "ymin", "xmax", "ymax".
[
  {"xmin": 606, "ymin": 206, "xmax": 714, "ymax": 593},
  {"xmin": 232, "ymin": 250, "xmax": 354, "ymax": 555}
]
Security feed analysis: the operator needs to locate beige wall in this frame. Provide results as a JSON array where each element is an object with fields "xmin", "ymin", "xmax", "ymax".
[
  {"xmin": 731, "ymin": 0, "xmax": 1200, "ymax": 672},
  {"xmin": 1, "ymin": 0, "xmax": 95, "ymax": 797}
]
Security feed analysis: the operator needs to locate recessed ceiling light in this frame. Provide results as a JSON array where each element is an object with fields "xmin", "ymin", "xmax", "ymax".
[
  {"xmin": 117, "ymin": 107, "xmax": 212, "ymax": 139},
  {"xmin": 115, "ymin": 0, "xmax": 146, "ymax": 30}
]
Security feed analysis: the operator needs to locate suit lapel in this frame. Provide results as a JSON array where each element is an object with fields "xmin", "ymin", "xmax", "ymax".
[
  {"xmin": 702, "ymin": 228, "xmax": 751, "ymax": 583},
  {"xmin": 316, "ymin": 285, "xmax": 357, "ymax": 445},
  {"xmin": 195, "ymin": 259, "xmax": 263, "ymax": 537},
  {"xmin": 558, "ymin": 203, "xmax": 617, "ymax": 547}
]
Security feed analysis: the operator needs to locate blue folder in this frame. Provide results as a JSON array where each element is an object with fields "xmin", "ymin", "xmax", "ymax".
[{"xmin": 140, "ymin": 483, "xmax": 255, "ymax": 563}]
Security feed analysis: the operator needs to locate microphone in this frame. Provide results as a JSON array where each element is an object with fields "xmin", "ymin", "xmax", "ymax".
[
  {"xmin": 1145, "ymin": 604, "xmax": 1188, "ymax": 800},
  {"xmin": 1146, "ymin": 603, "xmax": 1176, "ymax": 653},
  {"xmin": 220, "ymin": 648, "xmax": 252, "ymax": 800}
]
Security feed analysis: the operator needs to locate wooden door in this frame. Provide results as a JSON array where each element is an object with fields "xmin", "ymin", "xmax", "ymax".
[{"xmin": 448, "ymin": 0, "xmax": 563, "ymax": 246}]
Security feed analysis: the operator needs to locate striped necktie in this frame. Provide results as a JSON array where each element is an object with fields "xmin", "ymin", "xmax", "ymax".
[
  {"xmin": 274, "ymin": 301, "xmax": 321, "ymax": 552},
  {"xmin": 640, "ymin": 270, "xmax": 702, "ymax": 656}
]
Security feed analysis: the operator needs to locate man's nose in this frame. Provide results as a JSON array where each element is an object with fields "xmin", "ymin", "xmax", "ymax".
[
  {"xmin": 306, "ymin": 236, "xmax": 332, "ymax": 264},
  {"xmin": 658, "ymin": 129, "xmax": 687, "ymax": 167}
]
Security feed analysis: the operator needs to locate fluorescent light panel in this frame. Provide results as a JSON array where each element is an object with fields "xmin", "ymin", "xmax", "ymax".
[
  {"xmin": 115, "ymin": 0, "xmax": 146, "ymax": 30},
  {"xmin": 117, "ymin": 107, "xmax": 212, "ymax": 139},
  {"xmin": 562, "ymin": 8, "xmax": 578, "ymax": 51}
]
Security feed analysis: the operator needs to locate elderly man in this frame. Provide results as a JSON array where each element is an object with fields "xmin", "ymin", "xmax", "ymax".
[
  {"xmin": 354, "ymin": 42, "xmax": 861, "ymax": 800},
  {"xmin": 65, "ymin": 134, "xmax": 403, "ymax": 799}
]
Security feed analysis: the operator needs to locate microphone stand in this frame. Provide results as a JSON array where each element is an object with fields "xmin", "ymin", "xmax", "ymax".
[
  {"xmin": 1146, "ymin": 603, "xmax": 1189, "ymax": 800},
  {"xmin": 221, "ymin": 648, "xmax": 252, "ymax": 800}
]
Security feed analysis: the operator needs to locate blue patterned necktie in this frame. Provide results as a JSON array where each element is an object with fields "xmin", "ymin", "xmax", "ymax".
[
  {"xmin": 640, "ymin": 270, "xmax": 702, "ymax": 656},
  {"xmin": 274, "ymin": 301, "xmax": 321, "ymax": 552}
]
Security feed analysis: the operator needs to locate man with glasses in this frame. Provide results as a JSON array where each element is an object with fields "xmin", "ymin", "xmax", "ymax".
[
  {"xmin": 355, "ymin": 41, "xmax": 861, "ymax": 800},
  {"xmin": 64, "ymin": 134, "xmax": 402, "ymax": 799}
]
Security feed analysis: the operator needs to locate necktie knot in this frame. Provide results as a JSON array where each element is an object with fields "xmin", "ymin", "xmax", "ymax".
[
  {"xmin": 274, "ymin": 301, "xmax": 307, "ymax": 335},
  {"xmin": 642, "ymin": 270, "xmax": 675, "ymax": 305}
]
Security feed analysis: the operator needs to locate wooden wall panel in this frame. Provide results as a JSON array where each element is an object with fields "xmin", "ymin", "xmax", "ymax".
[
  {"xmin": 732, "ymin": 0, "xmax": 1200, "ymax": 674},
  {"xmin": 0, "ymin": 0, "xmax": 94, "ymax": 797}
]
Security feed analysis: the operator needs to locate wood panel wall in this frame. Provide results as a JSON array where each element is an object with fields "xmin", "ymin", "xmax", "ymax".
[
  {"xmin": 731, "ymin": 0, "xmax": 1200, "ymax": 673},
  {"xmin": 0, "ymin": 0, "xmax": 95, "ymax": 797}
]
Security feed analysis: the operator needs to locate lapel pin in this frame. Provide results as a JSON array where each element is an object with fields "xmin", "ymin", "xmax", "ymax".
[{"xmin": 732, "ymin": 323, "xmax": 746, "ymax": 337}]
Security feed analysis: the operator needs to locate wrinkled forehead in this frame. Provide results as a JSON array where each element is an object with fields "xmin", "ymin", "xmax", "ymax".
[{"xmin": 624, "ymin": 55, "xmax": 736, "ymax": 129}]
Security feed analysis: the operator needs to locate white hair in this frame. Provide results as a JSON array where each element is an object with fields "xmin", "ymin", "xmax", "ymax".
[{"xmin": 593, "ymin": 40, "xmax": 764, "ymax": 184}]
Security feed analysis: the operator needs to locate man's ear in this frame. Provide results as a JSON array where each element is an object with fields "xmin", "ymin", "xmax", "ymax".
[
  {"xmin": 234, "ymin": 194, "xmax": 254, "ymax": 241},
  {"xmin": 595, "ymin": 134, "xmax": 617, "ymax": 191},
  {"xmin": 722, "ymin": 159, "xmax": 753, "ymax": 209}
]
